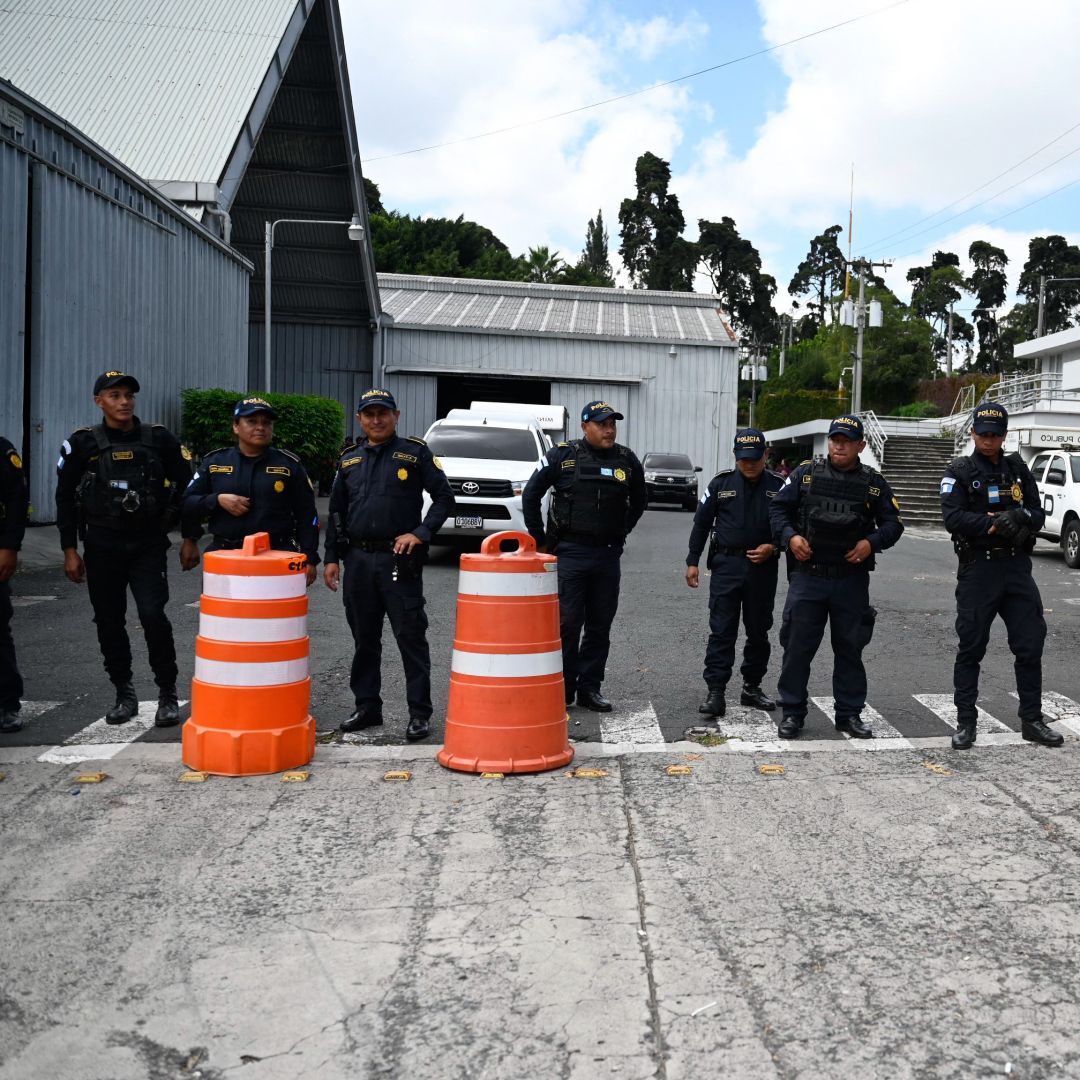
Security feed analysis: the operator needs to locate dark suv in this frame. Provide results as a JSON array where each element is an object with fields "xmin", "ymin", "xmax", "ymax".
[{"xmin": 642, "ymin": 452, "xmax": 701, "ymax": 511}]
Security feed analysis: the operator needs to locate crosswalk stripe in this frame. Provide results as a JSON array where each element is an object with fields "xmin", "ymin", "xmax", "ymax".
[
  {"xmin": 913, "ymin": 694, "xmax": 1011, "ymax": 732},
  {"xmin": 599, "ymin": 701, "xmax": 664, "ymax": 746},
  {"xmin": 36, "ymin": 700, "xmax": 188, "ymax": 764},
  {"xmin": 811, "ymin": 696, "xmax": 911, "ymax": 744},
  {"xmin": 713, "ymin": 703, "xmax": 783, "ymax": 744},
  {"xmin": 1010, "ymin": 691, "xmax": 1080, "ymax": 739},
  {"xmin": 19, "ymin": 701, "xmax": 62, "ymax": 720}
]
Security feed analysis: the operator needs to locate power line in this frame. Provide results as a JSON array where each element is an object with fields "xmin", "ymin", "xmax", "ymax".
[{"xmin": 366, "ymin": 0, "xmax": 915, "ymax": 163}]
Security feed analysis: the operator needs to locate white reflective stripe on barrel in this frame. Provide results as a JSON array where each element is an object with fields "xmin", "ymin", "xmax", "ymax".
[
  {"xmin": 202, "ymin": 572, "xmax": 306, "ymax": 600},
  {"xmin": 198, "ymin": 614, "xmax": 307, "ymax": 643},
  {"xmin": 457, "ymin": 569, "xmax": 558, "ymax": 597},
  {"xmin": 194, "ymin": 657, "xmax": 310, "ymax": 687},
  {"xmin": 451, "ymin": 648, "xmax": 562, "ymax": 678}
]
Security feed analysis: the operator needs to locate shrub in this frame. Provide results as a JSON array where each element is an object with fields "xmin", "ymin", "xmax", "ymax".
[
  {"xmin": 180, "ymin": 389, "xmax": 345, "ymax": 488},
  {"xmin": 755, "ymin": 389, "xmax": 847, "ymax": 430},
  {"xmin": 894, "ymin": 401, "xmax": 941, "ymax": 418}
]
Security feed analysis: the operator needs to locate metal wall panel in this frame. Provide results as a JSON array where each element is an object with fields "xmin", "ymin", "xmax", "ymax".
[
  {"xmin": 385, "ymin": 374, "xmax": 439, "ymax": 443},
  {"xmin": 0, "ymin": 142, "xmax": 28, "ymax": 448}
]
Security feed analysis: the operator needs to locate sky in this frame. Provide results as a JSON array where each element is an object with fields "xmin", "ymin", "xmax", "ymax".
[{"xmin": 341, "ymin": 0, "xmax": 1080, "ymax": 321}]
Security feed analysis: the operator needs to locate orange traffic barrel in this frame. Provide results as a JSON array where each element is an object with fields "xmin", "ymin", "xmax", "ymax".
[
  {"xmin": 182, "ymin": 532, "xmax": 315, "ymax": 776},
  {"xmin": 438, "ymin": 530, "xmax": 574, "ymax": 774}
]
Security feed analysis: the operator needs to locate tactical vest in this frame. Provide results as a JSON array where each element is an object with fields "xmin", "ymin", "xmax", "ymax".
[
  {"xmin": 77, "ymin": 425, "xmax": 167, "ymax": 530},
  {"xmin": 947, "ymin": 453, "xmax": 1030, "ymax": 552},
  {"xmin": 550, "ymin": 440, "xmax": 634, "ymax": 543},
  {"xmin": 797, "ymin": 460, "xmax": 874, "ymax": 564}
]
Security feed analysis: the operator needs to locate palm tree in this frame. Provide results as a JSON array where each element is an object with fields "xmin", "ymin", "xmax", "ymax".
[{"xmin": 523, "ymin": 246, "xmax": 566, "ymax": 284}]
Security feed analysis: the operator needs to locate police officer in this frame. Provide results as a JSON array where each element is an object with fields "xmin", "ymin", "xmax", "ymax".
[
  {"xmin": 941, "ymin": 403, "xmax": 1062, "ymax": 750},
  {"xmin": 522, "ymin": 400, "xmax": 647, "ymax": 712},
  {"xmin": 769, "ymin": 415, "xmax": 904, "ymax": 739},
  {"xmin": 179, "ymin": 397, "xmax": 319, "ymax": 586},
  {"xmin": 323, "ymin": 389, "xmax": 453, "ymax": 741},
  {"xmin": 685, "ymin": 428, "xmax": 782, "ymax": 717},
  {"xmin": 0, "ymin": 435, "xmax": 28, "ymax": 734},
  {"xmin": 56, "ymin": 372, "xmax": 191, "ymax": 726}
]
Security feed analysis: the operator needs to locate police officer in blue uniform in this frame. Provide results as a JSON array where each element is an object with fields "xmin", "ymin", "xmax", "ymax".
[
  {"xmin": 179, "ymin": 397, "xmax": 319, "ymax": 586},
  {"xmin": 686, "ymin": 429, "xmax": 782, "ymax": 717},
  {"xmin": 56, "ymin": 372, "xmax": 191, "ymax": 727},
  {"xmin": 323, "ymin": 389, "xmax": 453, "ymax": 741},
  {"xmin": 769, "ymin": 415, "xmax": 904, "ymax": 739},
  {"xmin": 522, "ymin": 400, "xmax": 647, "ymax": 712},
  {"xmin": 941, "ymin": 403, "xmax": 1062, "ymax": 749},
  {"xmin": 0, "ymin": 435, "xmax": 28, "ymax": 734}
]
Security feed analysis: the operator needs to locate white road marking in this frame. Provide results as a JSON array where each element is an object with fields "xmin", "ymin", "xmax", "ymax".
[
  {"xmin": 36, "ymin": 700, "xmax": 188, "ymax": 764},
  {"xmin": 599, "ymin": 701, "xmax": 664, "ymax": 745},
  {"xmin": 10, "ymin": 595, "xmax": 58, "ymax": 608},
  {"xmin": 18, "ymin": 700, "xmax": 62, "ymax": 719},
  {"xmin": 1010, "ymin": 691, "xmax": 1080, "ymax": 738},
  {"xmin": 913, "ymin": 694, "xmax": 1012, "ymax": 732},
  {"xmin": 811, "ymin": 695, "xmax": 912, "ymax": 745}
]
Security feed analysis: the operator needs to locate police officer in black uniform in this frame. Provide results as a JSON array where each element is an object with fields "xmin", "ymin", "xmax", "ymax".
[
  {"xmin": 56, "ymin": 372, "xmax": 191, "ymax": 726},
  {"xmin": 179, "ymin": 397, "xmax": 319, "ymax": 586},
  {"xmin": 0, "ymin": 435, "xmax": 29, "ymax": 734},
  {"xmin": 941, "ymin": 402, "xmax": 1062, "ymax": 750},
  {"xmin": 522, "ymin": 400, "xmax": 647, "ymax": 712},
  {"xmin": 686, "ymin": 428, "xmax": 782, "ymax": 718},
  {"xmin": 323, "ymin": 389, "xmax": 453, "ymax": 741},
  {"xmin": 769, "ymin": 415, "xmax": 904, "ymax": 739}
]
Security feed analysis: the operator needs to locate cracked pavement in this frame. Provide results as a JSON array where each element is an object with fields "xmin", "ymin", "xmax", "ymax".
[{"xmin": 3, "ymin": 742, "xmax": 1080, "ymax": 1078}]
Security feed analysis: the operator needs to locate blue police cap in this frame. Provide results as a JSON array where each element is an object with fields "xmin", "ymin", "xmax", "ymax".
[
  {"xmin": 733, "ymin": 428, "xmax": 766, "ymax": 460},
  {"xmin": 972, "ymin": 402, "xmax": 1008, "ymax": 434},
  {"xmin": 828, "ymin": 414, "xmax": 864, "ymax": 440},
  {"xmin": 94, "ymin": 370, "xmax": 140, "ymax": 395},
  {"xmin": 582, "ymin": 400, "xmax": 624, "ymax": 423},
  {"xmin": 358, "ymin": 388, "xmax": 398, "ymax": 412},
  {"xmin": 233, "ymin": 397, "xmax": 277, "ymax": 419}
]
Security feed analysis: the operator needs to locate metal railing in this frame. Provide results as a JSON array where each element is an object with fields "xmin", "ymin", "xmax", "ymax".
[{"xmin": 860, "ymin": 410, "xmax": 887, "ymax": 465}]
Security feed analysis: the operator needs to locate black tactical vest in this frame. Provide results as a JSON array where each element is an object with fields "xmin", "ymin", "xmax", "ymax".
[
  {"xmin": 797, "ymin": 460, "xmax": 874, "ymax": 564},
  {"xmin": 948, "ymin": 453, "xmax": 1028, "ymax": 551},
  {"xmin": 77, "ymin": 425, "xmax": 167, "ymax": 530},
  {"xmin": 551, "ymin": 440, "xmax": 634, "ymax": 543}
]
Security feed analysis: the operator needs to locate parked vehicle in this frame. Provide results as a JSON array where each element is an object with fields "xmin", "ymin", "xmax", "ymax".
[
  {"xmin": 642, "ymin": 451, "xmax": 701, "ymax": 511},
  {"xmin": 1029, "ymin": 448, "xmax": 1080, "ymax": 567}
]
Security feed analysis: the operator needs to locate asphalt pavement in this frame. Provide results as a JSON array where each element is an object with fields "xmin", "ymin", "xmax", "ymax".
[{"xmin": 3, "ymin": 508, "xmax": 1080, "ymax": 1078}]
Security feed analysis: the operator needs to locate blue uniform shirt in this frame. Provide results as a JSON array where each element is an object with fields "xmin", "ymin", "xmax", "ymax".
[{"xmin": 686, "ymin": 467, "xmax": 783, "ymax": 566}]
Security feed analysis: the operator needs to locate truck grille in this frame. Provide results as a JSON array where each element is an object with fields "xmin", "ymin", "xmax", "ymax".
[{"xmin": 449, "ymin": 478, "xmax": 514, "ymax": 498}]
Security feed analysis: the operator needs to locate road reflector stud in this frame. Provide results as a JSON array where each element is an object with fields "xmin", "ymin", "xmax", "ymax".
[
  {"xmin": 570, "ymin": 767, "xmax": 608, "ymax": 779},
  {"xmin": 281, "ymin": 770, "xmax": 310, "ymax": 783},
  {"xmin": 383, "ymin": 770, "xmax": 412, "ymax": 782},
  {"xmin": 480, "ymin": 772, "xmax": 505, "ymax": 779},
  {"xmin": 921, "ymin": 761, "xmax": 952, "ymax": 776},
  {"xmin": 758, "ymin": 764, "xmax": 785, "ymax": 776},
  {"xmin": 178, "ymin": 770, "xmax": 210, "ymax": 783},
  {"xmin": 0, "ymin": 772, "xmax": 5, "ymax": 782},
  {"xmin": 73, "ymin": 771, "xmax": 108, "ymax": 784},
  {"xmin": 665, "ymin": 764, "xmax": 693, "ymax": 776},
  {"xmin": 315, "ymin": 730, "xmax": 337, "ymax": 744}
]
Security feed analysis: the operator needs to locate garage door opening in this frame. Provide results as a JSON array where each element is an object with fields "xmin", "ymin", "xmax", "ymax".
[{"xmin": 436, "ymin": 375, "xmax": 551, "ymax": 418}]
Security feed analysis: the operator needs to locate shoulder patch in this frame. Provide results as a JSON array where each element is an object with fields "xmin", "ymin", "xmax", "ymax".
[
  {"xmin": 341, "ymin": 456, "xmax": 363, "ymax": 469},
  {"xmin": 557, "ymin": 441, "xmax": 570, "ymax": 448},
  {"xmin": 405, "ymin": 435, "xmax": 427, "ymax": 446},
  {"xmin": 393, "ymin": 451, "xmax": 418, "ymax": 464},
  {"xmin": 8, "ymin": 449, "xmax": 23, "ymax": 470},
  {"xmin": 561, "ymin": 459, "xmax": 576, "ymax": 469}
]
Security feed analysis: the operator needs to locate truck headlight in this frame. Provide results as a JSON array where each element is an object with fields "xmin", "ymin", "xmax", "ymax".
[
  {"xmin": 511, "ymin": 481, "xmax": 525, "ymax": 495},
  {"xmin": 644, "ymin": 471, "xmax": 657, "ymax": 481}
]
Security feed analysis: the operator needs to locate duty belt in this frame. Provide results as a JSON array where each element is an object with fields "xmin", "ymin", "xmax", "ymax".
[
  {"xmin": 557, "ymin": 530, "xmax": 624, "ymax": 548},
  {"xmin": 352, "ymin": 538, "xmax": 395, "ymax": 552},
  {"xmin": 713, "ymin": 545, "xmax": 751, "ymax": 556},
  {"xmin": 958, "ymin": 546, "xmax": 1021, "ymax": 564},
  {"xmin": 793, "ymin": 561, "xmax": 864, "ymax": 579},
  {"xmin": 213, "ymin": 534, "xmax": 295, "ymax": 551}
]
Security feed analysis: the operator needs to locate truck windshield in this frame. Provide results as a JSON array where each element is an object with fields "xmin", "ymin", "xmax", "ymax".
[
  {"xmin": 1073, "ymin": 456, "xmax": 1080, "ymax": 484},
  {"xmin": 426, "ymin": 426, "xmax": 538, "ymax": 461},
  {"xmin": 643, "ymin": 453, "xmax": 692, "ymax": 470}
]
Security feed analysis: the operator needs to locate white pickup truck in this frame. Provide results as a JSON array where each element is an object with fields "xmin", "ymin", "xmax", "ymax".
[{"xmin": 1029, "ymin": 449, "xmax": 1080, "ymax": 567}]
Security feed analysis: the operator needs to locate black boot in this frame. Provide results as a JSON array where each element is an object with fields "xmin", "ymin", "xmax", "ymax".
[
  {"xmin": 740, "ymin": 685, "xmax": 776, "ymax": 711},
  {"xmin": 951, "ymin": 720, "xmax": 977, "ymax": 750},
  {"xmin": 106, "ymin": 682, "xmax": 138, "ymax": 726},
  {"xmin": 698, "ymin": 689, "xmax": 725, "ymax": 716},
  {"xmin": 777, "ymin": 715, "xmax": 804, "ymax": 739},
  {"xmin": 576, "ymin": 689, "xmax": 612, "ymax": 712},
  {"xmin": 0, "ymin": 708, "xmax": 26, "ymax": 734},
  {"xmin": 1021, "ymin": 717, "xmax": 1064, "ymax": 747},
  {"xmin": 154, "ymin": 687, "xmax": 180, "ymax": 728},
  {"xmin": 835, "ymin": 715, "xmax": 872, "ymax": 739},
  {"xmin": 341, "ymin": 709, "xmax": 383, "ymax": 733},
  {"xmin": 405, "ymin": 716, "xmax": 431, "ymax": 742}
]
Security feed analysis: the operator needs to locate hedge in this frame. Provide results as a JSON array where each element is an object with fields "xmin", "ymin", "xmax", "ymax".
[
  {"xmin": 754, "ymin": 389, "xmax": 847, "ymax": 430},
  {"xmin": 180, "ymin": 388, "xmax": 345, "ymax": 488}
]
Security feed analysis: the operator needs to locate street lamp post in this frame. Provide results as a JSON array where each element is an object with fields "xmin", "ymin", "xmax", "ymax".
[
  {"xmin": 838, "ymin": 258, "xmax": 887, "ymax": 413},
  {"xmin": 740, "ymin": 355, "xmax": 768, "ymax": 428},
  {"xmin": 1036, "ymin": 275, "xmax": 1080, "ymax": 338},
  {"xmin": 264, "ymin": 215, "xmax": 364, "ymax": 392}
]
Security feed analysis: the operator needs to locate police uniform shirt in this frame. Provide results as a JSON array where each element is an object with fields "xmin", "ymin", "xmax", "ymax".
[
  {"xmin": 324, "ymin": 434, "xmax": 454, "ymax": 559},
  {"xmin": 769, "ymin": 459, "xmax": 904, "ymax": 558},
  {"xmin": 941, "ymin": 450, "xmax": 1045, "ymax": 541},
  {"xmin": 522, "ymin": 440, "xmax": 648, "ymax": 546},
  {"xmin": 0, "ymin": 437, "xmax": 29, "ymax": 551},
  {"xmin": 686, "ymin": 467, "xmax": 782, "ymax": 566},
  {"xmin": 182, "ymin": 445, "xmax": 321, "ymax": 565},
  {"xmin": 55, "ymin": 420, "xmax": 191, "ymax": 549}
]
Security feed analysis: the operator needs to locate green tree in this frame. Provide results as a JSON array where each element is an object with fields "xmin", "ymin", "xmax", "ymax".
[
  {"xmin": 906, "ymin": 251, "xmax": 969, "ymax": 368},
  {"xmin": 521, "ymin": 245, "xmax": 567, "ymax": 284},
  {"xmin": 1015, "ymin": 234, "xmax": 1080, "ymax": 335},
  {"xmin": 363, "ymin": 177, "xmax": 385, "ymax": 216},
  {"xmin": 368, "ymin": 212, "xmax": 522, "ymax": 280},
  {"xmin": 617, "ymin": 152, "xmax": 696, "ymax": 290},
  {"xmin": 967, "ymin": 240, "xmax": 1009, "ymax": 373},
  {"xmin": 787, "ymin": 225, "xmax": 846, "ymax": 334},
  {"xmin": 578, "ymin": 210, "xmax": 614, "ymax": 285},
  {"xmin": 697, "ymin": 216, "xmax": 777, "ymax": 340}
]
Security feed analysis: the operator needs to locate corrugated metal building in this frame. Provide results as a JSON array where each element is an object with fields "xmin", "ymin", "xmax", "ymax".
[
  {"xmin": 378, "ymin": 275, "xmax": 740, "ymax": 478},
  {"xmin": 0, "ymin": 0, "xmax": 381, "ymax": 408},
  {"xmin": 0, "ymin": 80, "xmax": 250, "ymax": 520}
]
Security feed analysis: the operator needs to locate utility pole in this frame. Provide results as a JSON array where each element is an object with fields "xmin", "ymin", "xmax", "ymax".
[
  {"xmin": 946, "ymin": 302, "xmax": 954, "ymax": 377},
  {"xmin": 778, "ymin": 315, "xmax": 789, "ymax": 376},
  {"xmin": 843, "ymin": 257, "xmax": 891, "ymax": 414},
  {"xmin": 1037, "ymin": 275, "xmax": 1080, "ymax": 337}
]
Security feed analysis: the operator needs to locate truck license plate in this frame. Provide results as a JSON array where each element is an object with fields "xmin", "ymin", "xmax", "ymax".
[{"xmin": 455, "ymin": 515, "xmax": 483, "ymax": 529}]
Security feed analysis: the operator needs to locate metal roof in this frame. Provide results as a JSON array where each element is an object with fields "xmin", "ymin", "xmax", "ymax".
[
  {"xmin": 0, "ymin": 0, "xmax": 298, "ymax": 185},
  {"xmin": 377, "ymin": 274, "xmax": 737, "ymax": 347}
]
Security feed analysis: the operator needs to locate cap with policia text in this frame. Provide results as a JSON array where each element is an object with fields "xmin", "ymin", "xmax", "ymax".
[
  {"xmin": 581, "ymin": 400, "xmax": 624, "ymax": 422},
  {"xmin": 357, "ymin": 388, "xmax": 398, "ymax": 412},
  {"xmin": 733, "ymin": 428, "xmax": 767, "ymax": 460},
  {"xmin": 93, "ymin": 371, "xmax": 140, "ymax": 395},
  {"xmin": 828, "ymin": 414, "xmax": 864, "ymax": 440},
  {"xmin": 233, "ymin": 397, "xmax": 277, "ymax": 419},
  {"xmin": 972, "ymin": 402, "xmax": 1008, "ymax": 434}
]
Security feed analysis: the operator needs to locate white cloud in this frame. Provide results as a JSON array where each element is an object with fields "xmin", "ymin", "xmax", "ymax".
[{"xmin": 616, "ymin": 14, "xmax": 708, "ymax": 60}]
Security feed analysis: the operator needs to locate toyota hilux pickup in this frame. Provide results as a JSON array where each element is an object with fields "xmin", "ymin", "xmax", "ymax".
[{"xmin": 1029, "ymin": 448, "xmax": 1080, "ymax": 567}]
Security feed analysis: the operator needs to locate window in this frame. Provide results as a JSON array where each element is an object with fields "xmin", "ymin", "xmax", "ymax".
[
  {"xmin": 1046, "ymin": 455, "xmax": 1067, "ymax": 487},
  {"xmin": 426, "ymin": 426, "xmax": 540, "ymax": 461},
  {"xmin": 1029, "ymin": 454, "xmax": 1051, "ymax": 482},
  {"xmin": 643, "ymin": 453, "xmax": 693, "ymax": 470}
]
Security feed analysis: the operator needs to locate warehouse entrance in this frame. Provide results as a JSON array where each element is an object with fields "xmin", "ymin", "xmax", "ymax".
[{"xmin": 435, "ymin": 375, "xmax": 551, "ymax": 419}]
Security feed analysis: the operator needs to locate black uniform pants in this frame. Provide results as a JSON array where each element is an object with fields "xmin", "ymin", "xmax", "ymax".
[
  {"xmin": 704, "ymin": 554, "xmax": 778, "ymax": 691},
  {"xmin": 83, "ymin": 533, "xmax": 177, "ymax": 688},
  {"xmin": 556, "ymin": 542, "xmax": 622, "ymax": 695},
  {"xmin": 342, "ymin": 547, "xmax": 432, "ymax": 720},
  {"xmin": 953, "ymin": 555, "xmax": 1046, "ymax": 722},
  {"xmin": 777, "ymin": 567, "xmax": 873, "ymax": 720},
  {"xmin": 0, "ymin": 580, "xmax": 22, "ymax": 712}
]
